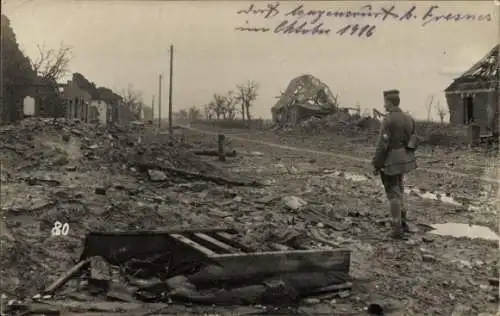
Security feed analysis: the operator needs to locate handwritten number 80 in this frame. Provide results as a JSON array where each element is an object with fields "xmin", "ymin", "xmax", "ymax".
[
  {"xmin": 337, "ymin": 24, "xmax": 376, "ymax": 37},
  {"xmin": 51, "ymin": 221, "xmax": 69, "ymax": 236}
]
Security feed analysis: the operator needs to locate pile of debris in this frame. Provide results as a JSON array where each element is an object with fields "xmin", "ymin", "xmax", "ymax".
[
  {"xmin": 0, "ymin": 118, "xmax": 359, "ymax": 315},
  {"xmin": 296, "ymin": 110, "xmax": 381, "ymax": 138},
  {"xmin": 0, "ymin": 117, "xmax": 238, "ymax": 182},
  {"xmin": 271, "ymin": 75, "xmax": 339, "ymax": 129},
  {"xmin": 269, "ymin": 75, "xmax": 382, "ymax": 136},
  {"xmin": 5, "ymin": 227, "xmax": 352, "ymax": 314}
]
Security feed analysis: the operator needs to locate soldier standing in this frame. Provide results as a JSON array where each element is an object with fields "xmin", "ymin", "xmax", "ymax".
[{"xmin": 372, "ymin": 90, "xmax": 418, "ymax": 239}]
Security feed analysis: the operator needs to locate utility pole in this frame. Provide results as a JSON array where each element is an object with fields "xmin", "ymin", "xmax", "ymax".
[
  {"xmin": 158, "ymin": 74, "xmax": 162, "ymax": 129},
  {"xmin": 151, "ymin": 94, "xmax": 155, "ymax": 122},
  {"xmin": 168, "ymin": 44, "xmax": 174, "ymax": 136}
]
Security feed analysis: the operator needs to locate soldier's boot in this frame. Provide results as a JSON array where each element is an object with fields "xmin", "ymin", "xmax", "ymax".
[
  {"xmin": 389, "ymin": 199, "xmax": 404, "ymax": 239},
  {"xmin": 401, "ymin": 201, "xmax": 410, "ymax": 233}
]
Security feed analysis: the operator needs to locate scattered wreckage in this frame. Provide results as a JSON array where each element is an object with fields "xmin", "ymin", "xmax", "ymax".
[
  {"xmin": 271, "ymin": 75, "xmax": 339, "ymax": 128},
  {"xmin": 7, "ymin": 228, "xmax": 352, "ymax": 315}
]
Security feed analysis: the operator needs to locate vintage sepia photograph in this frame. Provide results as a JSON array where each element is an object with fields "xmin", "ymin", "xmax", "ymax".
[{"xmin": 0, "ymin": 0, "xmax": 499, "ymax": 315}]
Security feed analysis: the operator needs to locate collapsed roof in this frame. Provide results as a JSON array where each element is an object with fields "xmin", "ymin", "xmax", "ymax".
[
  {"xmin": 445, "ymin": 44, "xmax": 499, "ymax": 92},
  {"xmin": 272, "ymin": 75, "xmax": 338, "ymax": 113}
]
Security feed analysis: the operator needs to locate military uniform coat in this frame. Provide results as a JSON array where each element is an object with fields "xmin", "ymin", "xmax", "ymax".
[{"xmin": 372, "ymin": 107, "xmax": 417, "ymax": 176}]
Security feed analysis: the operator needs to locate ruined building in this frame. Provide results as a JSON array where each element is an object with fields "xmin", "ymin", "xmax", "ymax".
[
  {"xmin": 445, "ymin": 44, "xmax": 499, "ymax": 136},
  {"xmin": 271, "ymin": 75, "xmax": 338, "ymax": 127}
]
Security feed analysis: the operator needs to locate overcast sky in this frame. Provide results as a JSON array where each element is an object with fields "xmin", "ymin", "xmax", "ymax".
[{"xmin": 3, "ymin": 0, "xmax": 498, "ymax": 120}]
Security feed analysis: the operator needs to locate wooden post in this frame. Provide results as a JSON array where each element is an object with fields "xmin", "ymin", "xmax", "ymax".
[
  {"xmin": 151, "ymin": 94, "xmax": 155, "ymax": 124},
  {"xmin": 158, "ymin": 74, "xmax": 162, "ymax": 129},
  {"xmin": 168, "ymin": 44, "xmax": 174, "ymax": 138},
  {"xmin": 218, "ymin": 134, "xmax": 225, "ymax": 162}
]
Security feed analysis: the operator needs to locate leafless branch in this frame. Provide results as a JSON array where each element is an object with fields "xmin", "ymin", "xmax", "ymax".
[
  {"xmin": 120, "ymin": 84, "xmax": 143, "ymax": 120},
  {"xmin": 188, "ymin": 106, "xmax": 202, "ymax": 121},
  {"xmin": 29, "ymin": 42, "xmax": 72, "ymax": 81},
  {"xmin": 235, "ymin": 80, "xmax": 259, "ymax": 121}
]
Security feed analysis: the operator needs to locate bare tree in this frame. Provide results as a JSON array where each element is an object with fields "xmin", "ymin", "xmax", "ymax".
[
  {"xmin": 436, "ymin": 101, "xmax": 448, "ymax": 124},
  {"xmin": 235, "ymin": 80, "xmax": 259, "ymax": 122},
  {"xmin": 174, "ymin": 109, "xmax": 188, "ymax": 121},
  {"xmin": 211, "ymin": 94, "xmax": 226, "ymax": 120},
  {"xmin": 203, "ymin": 104, "xmax": 211, "ymax": 120},
  {"xmin": 224, "ymin": 91, "xmax": 238, "ymax": 120},
  {"xmin": 179, "ymin": 109, "xmax": 188, "ymax": 121},
  {"xmin": 28, "ymin": 43, "xmax": 72, "ymax": 81},
  {"xmin": 120, "ymin": 84, "xmax": 143, "ymax": 121},
  {"xmin": 188, "ymin": 106, "xmax": 202, "ymax": 121}
]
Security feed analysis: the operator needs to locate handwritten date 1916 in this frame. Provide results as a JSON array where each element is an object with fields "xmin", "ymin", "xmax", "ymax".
[
  {"xmin": 337, "ymin": 24, "xmax": 376, "ymax": 37},
  {"xmin": 235, "ymin": 21, "xmax": 377, "ymax": 38}
]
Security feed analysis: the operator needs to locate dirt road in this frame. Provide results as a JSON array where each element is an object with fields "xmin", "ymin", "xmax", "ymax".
[{"xmin": 180, "ymin": 125, "xmax": 500, "ymax": 185}]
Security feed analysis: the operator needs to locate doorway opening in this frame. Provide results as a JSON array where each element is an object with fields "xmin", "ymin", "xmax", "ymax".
[{"xmin": 463, "ymin": 95, "xmax": 474, "ymax": 124}]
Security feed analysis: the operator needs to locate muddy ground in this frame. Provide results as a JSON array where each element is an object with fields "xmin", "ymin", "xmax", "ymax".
[{"xmin": 1, "ymin": 119, "xmax": 499, "ymax": 315}]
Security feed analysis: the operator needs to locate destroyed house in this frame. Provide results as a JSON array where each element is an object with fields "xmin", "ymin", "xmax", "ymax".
[
  {"xmin": 22, "ymin": 76, "xmax": 64, "ymax": 118},
  {"xmin": 272, "ymin": 74, "xmax": 338, "ymax": 126},
  {"xmin": 60, "ymin": 73, "xmax": 124, "ymax": 124},
  {"xmin": 92, "ymin": 87, "xmax": 123, "ymax": 124},
  {"xmin": 60, "ymin": 79, "xmax": 92, "ymax": 122},
  {"xmin": 98, "ymin": 88, "xmax": 124, "ymax": 124},
  {"xmin": 444, "ymin": 44, "xmax": 499, "ymax": 135}
]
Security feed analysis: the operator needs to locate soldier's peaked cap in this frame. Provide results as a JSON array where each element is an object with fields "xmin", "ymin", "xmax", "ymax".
[{"xmin": 383, "ymin": 90, "xmax": 400, "ymax": 98}]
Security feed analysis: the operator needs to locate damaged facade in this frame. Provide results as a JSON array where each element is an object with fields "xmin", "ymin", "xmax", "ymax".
[
  {"xmin": 59, "ymin": 73, "xmax": 124, "ymax": 124},
  {"xmin": 271, "ymin": 75, "xmax": 338, "ymax": 127},
  {"xmin": 22, "ymin": 77, "xmax": 65, "ymax": 118},
  {"xmin": 60, "ymin": 79, "xmax": 92, "ymax": 122},
  {"xmin": 445, "ymin": 44, "xmax": 499, "ymax": 136}
]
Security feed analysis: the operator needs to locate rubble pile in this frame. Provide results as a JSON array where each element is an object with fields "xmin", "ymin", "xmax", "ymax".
[
  {"xmin": 0, "ymin": 118, "xmax": 239, "ymax": 298},
  {"xmin": 12, "ymin": 227, "xmax": 351, "ymax": 310},
  {"xmin": 297, "ymin": 111, "xmax": 381, "ymax": 137},
  {"xmin": 1, "ymin": 118, "xmax": 498, "ymax": 315},
  {"xmin": 1, "ymin": 118, "xmax": 352, "ymax": 312},
  {"xmin": 0, "ymin": 118, "xmax": 219, "ymax": 175}
]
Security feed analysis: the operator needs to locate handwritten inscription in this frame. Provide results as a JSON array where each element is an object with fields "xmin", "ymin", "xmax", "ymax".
[
  {"xmin": 337, "ymin": 24, "xmax": 376, "ymax": 38},
  {"xmin": 235, "ymin": 2, "xmax": 492, "ymax": 38},
  {"xmin": 51, "ymin": 221, "xmax": 70, "ymax": 236}
]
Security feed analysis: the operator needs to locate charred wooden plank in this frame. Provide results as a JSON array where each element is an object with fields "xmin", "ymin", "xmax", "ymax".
[
  {"xmin": 192, "ymin": 232, "xmax": 239, "ymax": 253},
  {"xmin": 190, "ymin": 149, "xmax": 237, "ymax": 158},
  {"xmin": 170, "ymin": 234, "xmax": 216, "ymax": 256},
  {"xmin": 130, "ymin": 162, "xmax": 261, "ymax": 187},
  {"xmin": 212, "ymin": 232, "xmax": 254, "ymax": 252},
  {"xmin": 43, "ymin": 259, "xmax": 90, "ymax": 294},
  {"xmin": 188, "ymin": 248, "xmax": 351, "ymax": 284},
  {"xmin": 308, "ymin": 281, "xmax": 353, "ymax": 296}
]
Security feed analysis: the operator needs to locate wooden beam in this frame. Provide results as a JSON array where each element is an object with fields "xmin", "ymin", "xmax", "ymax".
[
  {"xmin": 170, "ymin": 234, "xmax": 216, "ymax": 256},
  {"xmin": 188, "ymin": 248, "xmax": 351, "ymax": 283},
  {"xmin": 192, "ymin": 233, "xmax": 239, "ymax": 253},
  {"xmin": 213, "ymin": 232, "xmax": 254, "ymax": 252},
  {"xmin": 43, "ymin": 259, "xmax": 90, "ymax": 294}
]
